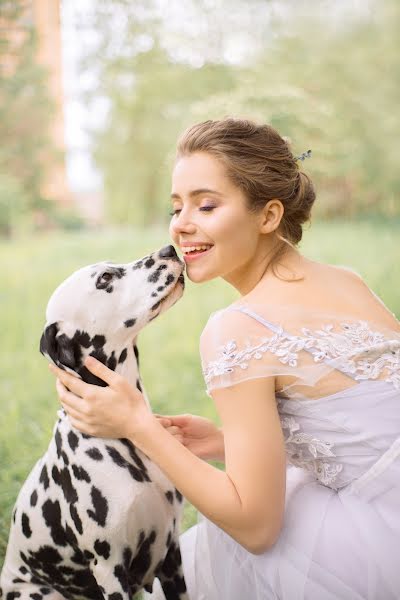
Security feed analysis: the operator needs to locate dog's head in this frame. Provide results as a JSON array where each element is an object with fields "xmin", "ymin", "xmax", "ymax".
[{"xmin": 40, "ymin": 245, "xmax": 185, "ymax": 385}]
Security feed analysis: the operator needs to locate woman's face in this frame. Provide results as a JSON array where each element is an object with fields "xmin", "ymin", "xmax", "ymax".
[{"xmin": 169, "ymin": 152, "xmax": 266, "ymax": 285}]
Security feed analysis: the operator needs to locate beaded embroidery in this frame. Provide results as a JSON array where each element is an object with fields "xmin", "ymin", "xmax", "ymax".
[
  {"xmin": 203, "ymin": 320, "xmax": 400, "ymax": 389},
  {"xmin": 280, "ymin": 415, "xmax": 343, "ymax": 488}
]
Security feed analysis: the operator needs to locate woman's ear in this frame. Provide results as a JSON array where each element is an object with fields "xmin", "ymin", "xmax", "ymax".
[{"xmin": 259, "ymin": 199, "xmax": 284, "ymax": 234}]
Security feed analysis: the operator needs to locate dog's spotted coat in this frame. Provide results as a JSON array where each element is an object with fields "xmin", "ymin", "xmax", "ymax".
[{"xmin": 0, "ymin": 246, "xmax": 188, "ymax": 600}]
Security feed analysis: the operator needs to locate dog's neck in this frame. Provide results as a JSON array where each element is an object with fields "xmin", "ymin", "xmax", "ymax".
[{"xmin": 70, "ymin": 338, "xmax": 150, "ymax": 412}]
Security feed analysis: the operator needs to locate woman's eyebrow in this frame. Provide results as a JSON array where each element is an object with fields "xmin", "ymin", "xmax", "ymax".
[{"xmin": 171, "ymin": 188, "xmax": 223, "ymax": 200}]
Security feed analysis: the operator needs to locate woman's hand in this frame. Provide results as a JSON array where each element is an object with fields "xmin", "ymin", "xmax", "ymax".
[
  {"xmin": 49, "ymin": 357, "xmax": 152, "ymax": 440},
  {"xmin": 155, "ymin": 413, "xmax": 225, "ymax": 462}
]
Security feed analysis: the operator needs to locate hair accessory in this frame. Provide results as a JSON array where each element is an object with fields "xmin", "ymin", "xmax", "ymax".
[{"xmin": 295, "ymin": 149, "xmax": 312, "ymax": 162}]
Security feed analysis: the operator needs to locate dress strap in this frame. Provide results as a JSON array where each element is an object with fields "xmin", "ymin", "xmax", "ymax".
[
  {"xmin": 230, "ymin": 305, "xmax": 359, "ymax": 381},
  {"xmin": 230, "ymin": 305, "xmax": 293, "ymax": 336}
]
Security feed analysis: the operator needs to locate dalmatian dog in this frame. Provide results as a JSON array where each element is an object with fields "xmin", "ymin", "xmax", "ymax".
[{"xmin": 0, "ymin": 245, "xmax": 188, "ymax": 600}]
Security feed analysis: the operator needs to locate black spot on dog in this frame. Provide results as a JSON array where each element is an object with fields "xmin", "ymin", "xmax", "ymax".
[
  {"xmin": 12, "ymin": 507, "xmax": 17, "ymax": 522},
  {"xmin": 92, "ymin": 334, "xmax": 106, "ymax": 348},
  {"xmin": 72, "ymin": 464, "xmax": 91, "ymax": 483},
  {"xmin": 107, "ymin": 351, "xmax": 117, "ymax": 371},
  {"xmin": 39, "ymin": 465, "xmax": 50, "ymax": 490},
  {"xmin": 42, "ymin": 499, "xmax": 68, "ymax": 547},
  {"xmin": 6, "ymin": 593, "xmax": 21, "ymax": 599},
  {"xmin": 151, "ymin": 300, "xmax": 161, "ymax": 311},
  {"xmin": 151, "ymin": 292, "xmax": 158, "ymax": 297},
  {"xmin": 67, "ymin": 429, "xmax": 80, "ymax": 452},
  {"xmin": 33, "ymin": 545, "xmax": 64, "ymax": 564},
  {"xmin": 136, "ymin": 379, "xmax": 142, "ymax": 392},
  {"xmin": 94, "ymin": 539, "xmax": 111, "ymax": 559},
  {"xmin": 106, "ymin": 446, "xmax": 145, "ymax": 482},
  {"xmin": 87, "ymin": 486, "xmax": 108, "ymax": 527},
  {"xmin": 118, "ymin": 348, "xmax": 127, "ymax": 364},
  {"xmin": 52, "ymin": 466, "xmax": 78, "ymax": 504},
  {"xmin": 165, "ymin": 274, "xmax": 175, "ymax": 286},
  {"xmin": 175, "ymin": 489, "xmax": 183, "ymax": 503},
  {"xmin": 124, "ymin": 318, "xmax": 136, "ymax": 328},
  {"xmin": 86, "ymin": 447, "xmax": 103, "ymax": 461},
  {"xmin": 160, "ymin": 541, "xmax": 182, "ymax": 578},
  {"xmin": 70, "ymin": 503, "xmax": 83, "ymax": 535},
  {"xmin": 132, "ymin": 260, "xmax": 143, "ymax": 270},
  {"xmin": 90, "ymin": 271, "xmax": 97, "ymax": 278},
  {"xmin": 65, "ymin": 522, "xmax": 78, "ymax": 546},
  {"xmin": 75, "ymin": 330, "xmax": 92, "ymax": 348},
  {"xmin": 61, "ymin": 451, "xmax": 70, "ymax": 466},
  {"xmin": 165, "ymin": 491, "xmax": 174, "ymax": 504},
  {"xmin": 30, "ymin": 593, "xmax": 43, "ymax": 600},
  {"xmin": 157, "ymin": 286, "xmax": 165, "ymax": 292},
  {"xmin": 133, "ymin": 344, "xmax": 139, "ymax": 366},
  {"xmin": 119, "ymin": 439, "xmax": 150, "ymax": 480},
  {"xmin": 148, "ymin": 270, "xmax": 161, "ymax": 283},
  {"xmin": 19, "ymin": 566, "xmax": 28, "ymax": 574},
  {"xmin": 30, "ymin": 489, "xmax": 38, "ymax": 507},
  {"xmin": 144, "ymin": 258, "xmax": 155, "ymax": 269},
  {"xmin": 106, "ymin": 286, "xmax": 114, "ymax": 294},
  {"xmin": 108, "ymin": 594, "xmax": 123, "ymax": 600},
  {"xmin": 39, "ymin": 589, "xmax": 51, "ymax": 596},
  {"xmin": 55, "ymin": 428, "xmax": 63, "ymax": 458},
  {"xmin": 21, "ymin": 513, "xmax": 32, "ymax": 538}
]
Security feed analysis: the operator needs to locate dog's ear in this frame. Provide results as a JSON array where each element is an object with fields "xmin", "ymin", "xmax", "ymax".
[{"xmin": 40, "ymin": 322, "xmax": 79, "ymax": 373}]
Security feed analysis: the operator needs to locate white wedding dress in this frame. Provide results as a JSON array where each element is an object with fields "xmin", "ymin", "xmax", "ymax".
[{"xmin": 146, "ymin": 295, "xmax": 400, "ymax": 600}]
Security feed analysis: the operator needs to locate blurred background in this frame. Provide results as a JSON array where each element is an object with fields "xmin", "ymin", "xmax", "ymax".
[{"xmin": 1, "ymin": 0, "xmax": 399, "ymax": 573}]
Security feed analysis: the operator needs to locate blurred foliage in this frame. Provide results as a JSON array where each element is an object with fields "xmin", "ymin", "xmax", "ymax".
[{"xmin": 79, "ymin": 0, "xmax": 399, "ymax": 225}]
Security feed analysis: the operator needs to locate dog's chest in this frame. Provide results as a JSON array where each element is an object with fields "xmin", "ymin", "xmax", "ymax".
[{"xmin": 21, "ymin": 413, "xmax": 182, "ymax": 538}]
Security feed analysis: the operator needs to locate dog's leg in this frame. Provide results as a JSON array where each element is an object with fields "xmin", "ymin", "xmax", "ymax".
[
  {"xmin": 155, "ymin": 544, "xmax": 189, "ymax": 600},
  {"xmin": 0, "ymin": 580, "xmax": 66, "ymax": 600}
]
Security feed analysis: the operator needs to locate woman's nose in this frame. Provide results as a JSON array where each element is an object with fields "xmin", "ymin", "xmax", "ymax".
[{"xmin": 171, "ymin": 210, "xmax": 196, "ymax": 234}]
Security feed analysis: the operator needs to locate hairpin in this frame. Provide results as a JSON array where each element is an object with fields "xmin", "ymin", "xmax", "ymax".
[{"xmin": 295, "ymin": 149, "xmax": 312, "ymax": 162}]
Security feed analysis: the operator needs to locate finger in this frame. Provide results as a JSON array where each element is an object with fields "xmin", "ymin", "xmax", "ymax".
[
  {"xmin": 83, "ymin": 356, "xmax": 121, "ymax": 387},
  {"xmin": 56, "ymin": 379, "xmax": 90, "ymax": 417},
  {"xmin": 49, "ymin": 364, "xmax": 88, "ymax": 398},
  {"xmin": 164, "ymin": 414, "xmax": 193, "ymax": 428},
  {"xmin": 155, "ymin": 416, "xmax": 172, "ymax": 427},
  {"xmin": 167, "ymin": 425, "xmax": 182, "ymax": 436}
]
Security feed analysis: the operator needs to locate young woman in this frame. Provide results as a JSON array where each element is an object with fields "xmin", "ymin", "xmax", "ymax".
[{"xmin": 50, "ymin": 118, "xmax": 400, "ymax": 599}]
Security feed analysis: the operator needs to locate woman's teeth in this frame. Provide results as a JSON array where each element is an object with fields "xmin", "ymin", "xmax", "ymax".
[{"xmin": 182, "ymin": 245, "xmax": 212, "ymax": 254}]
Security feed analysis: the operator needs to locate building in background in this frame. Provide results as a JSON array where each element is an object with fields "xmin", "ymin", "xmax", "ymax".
[{"xmin": 32, "ymin": 0, "xmax": 71, "ymax": 207}]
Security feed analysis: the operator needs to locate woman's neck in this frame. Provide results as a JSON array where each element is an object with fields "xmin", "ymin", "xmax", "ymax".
[{"xmin": 224, "ymin": 245, "xmax": 306, "ymax": 296}]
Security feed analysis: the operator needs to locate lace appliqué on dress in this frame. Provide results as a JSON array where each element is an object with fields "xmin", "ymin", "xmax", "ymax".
[
  {"xmin": 203, "ymin": 320, "xmax": 400, "ymax": 389},
  {"xmin": 280, "ymin": 415, "xmax": 343, "ymax": 488}
]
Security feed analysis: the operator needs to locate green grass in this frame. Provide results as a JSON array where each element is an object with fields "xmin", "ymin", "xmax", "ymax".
[{"xmin": 1, "ymin": 219, "xmax": 399, "ymax": 571}]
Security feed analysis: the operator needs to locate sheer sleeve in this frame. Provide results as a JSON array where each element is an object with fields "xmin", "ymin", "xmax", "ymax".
[
  {"xmin": 200, "ymin": 304, "xmax": 400, "ymax": 399},
  {"xmin": 200, "ymin": 307, "xmax": 333, "ymax": 395}
]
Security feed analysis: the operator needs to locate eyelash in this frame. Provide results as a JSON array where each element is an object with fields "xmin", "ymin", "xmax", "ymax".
[{"xmin": 169, "ymin": 206, "xmax": 215, "ymax": 216}]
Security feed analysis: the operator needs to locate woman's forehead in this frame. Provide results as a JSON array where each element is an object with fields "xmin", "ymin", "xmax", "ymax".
[{"xmin": 172, "ymin": 152, "xmax": 231, "ymax": 196}]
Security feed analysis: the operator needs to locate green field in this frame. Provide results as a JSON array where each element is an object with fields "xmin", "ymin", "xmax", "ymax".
[{"xmin": 1, "ymin": 219, "xmax": 399, "ymax": 573}]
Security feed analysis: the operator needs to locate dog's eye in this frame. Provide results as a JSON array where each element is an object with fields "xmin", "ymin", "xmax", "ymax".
[{"xmin": 100, "ymin": 272, "xmax": 113, "ymax": 282}]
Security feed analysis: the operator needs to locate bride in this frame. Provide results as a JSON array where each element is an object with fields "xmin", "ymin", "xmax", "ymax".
[{"xmin": 49, "ymin": 118, "xmax": 400, "ymax": 599}]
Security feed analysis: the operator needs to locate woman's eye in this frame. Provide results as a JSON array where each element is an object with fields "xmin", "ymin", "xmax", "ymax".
[
  {"xmin": 100, "ymin": 272, "xmax": 113, "ymax": 282},
  {"xmin": 169, "ymin": 209, "xmax": 181, "ymax": 216},
  {"xmin": 199, "ymin": 206, "xmax": 215, "ymax": 212}
]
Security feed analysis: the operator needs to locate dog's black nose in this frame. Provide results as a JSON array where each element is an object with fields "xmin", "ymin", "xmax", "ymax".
[{"xmin": 159, "ymin": 245, "xmax": 178, "ymax": 259}]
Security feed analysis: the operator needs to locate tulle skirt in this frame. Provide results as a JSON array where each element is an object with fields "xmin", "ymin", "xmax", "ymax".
[{"xmin": 146, "ymin": 439, "xmax": 400, "ymax": 600}]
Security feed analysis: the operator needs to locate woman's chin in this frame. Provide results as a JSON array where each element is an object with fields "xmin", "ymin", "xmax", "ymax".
[{"xmin": 185, "ymin": 265, "xmax": 217, "ymax": 284}]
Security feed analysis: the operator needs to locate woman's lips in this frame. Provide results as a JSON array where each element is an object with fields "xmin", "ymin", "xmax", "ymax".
[{"xmin": 182, "ymin": 247, "xmax": 213, "ymax": 263}]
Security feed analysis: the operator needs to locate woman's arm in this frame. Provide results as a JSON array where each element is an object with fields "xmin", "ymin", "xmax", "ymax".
[{"xmin": 50, "ymin": 358, "xmax": 286, "ymax": 555}]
